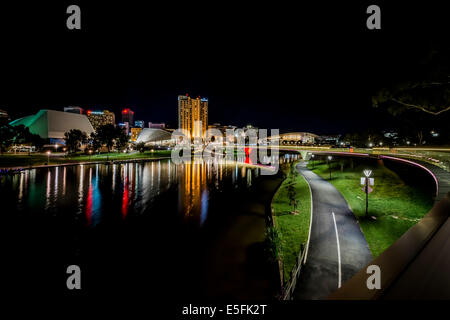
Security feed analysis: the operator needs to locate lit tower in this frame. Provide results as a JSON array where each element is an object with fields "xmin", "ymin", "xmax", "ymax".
[
  {"xmin": 177, "ymin": 94, "xmax": 208, "ymax": 139},
  {"xmin": 121, "ymin": 108, "xmax": 135, "ymax": 125}
]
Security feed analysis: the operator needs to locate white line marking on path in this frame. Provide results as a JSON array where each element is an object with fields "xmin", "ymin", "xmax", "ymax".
[
  {"xmin": 332, "ymin": 211, "xmax": 342, "ymax": 288},
  {"xmin": 303, "ymin": 172, "xmax": 314, "ymax": 264}
]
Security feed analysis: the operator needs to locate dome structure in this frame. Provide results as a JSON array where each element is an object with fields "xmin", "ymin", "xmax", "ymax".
[{"xmin": 136, "ymin": 128, "xmax": 172, "ymax": 144}]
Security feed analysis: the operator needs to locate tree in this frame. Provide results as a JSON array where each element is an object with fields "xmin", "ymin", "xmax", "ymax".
[
  {"xmin": 372, "ymin": 48, "xmax": 450, "ymax": 117},
  {"xmin": 64, "ymin": 129, "xmax": 87, "ymax": 153},
  {"xmin": 0, "ymin": 124, "xmax": 15, "ymax": 154},
  {"xmin": 264, "ymin": 226, "xmax": 282, "ymax": 263},
  {"xmin": 89, "ymin": 132, "xmax": 103, "ymax": 152},
  {"xmin": 95, "ymin": 124, "xmax": 116, "ymax": 152},
  {"xmin": 136, "ymin": 142, "xmax": 146, "ymax": 153},
  {"xmin": 114, "ymin": 127, "xmax": 129, "ymax": 152},
  {"xmin": 28, "ymin": 133, "xmax": 45, "ymax": 152},
  {"xmin": 287, "ymin": 163, "xmax": 299, "ymax": 214},
  {"xmin": 372, "ymin": 84, "xmax": 450, "ymax": 116},
  {"xmin": 0, "ymin": 124, "xmax": 45, "ymax": 154}
]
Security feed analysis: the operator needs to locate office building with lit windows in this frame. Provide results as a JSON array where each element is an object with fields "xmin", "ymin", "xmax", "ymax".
[
  {"xmin": 86, "ymin": 110, "xmax": 116, "ymax": 130},
  {"xmin": 178, "ymin": 94, "xmax": 208, "ymax": 139},
  {"xmin": 130, "ymin": 127, "xmax": 143, "ymax": 141}
]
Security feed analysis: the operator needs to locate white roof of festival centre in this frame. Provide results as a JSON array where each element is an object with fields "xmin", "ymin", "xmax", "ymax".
[
  {"xmin": 136, "ymin": 128, "xmax": 172, "ymax": 143},
  {"xmin": 10, "ymin": 109, "xmax": 95, "ymax": 139}
]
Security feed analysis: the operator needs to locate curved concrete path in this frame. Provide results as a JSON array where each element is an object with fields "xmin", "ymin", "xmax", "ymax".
[{"xmin": 293, "ymin": 162, "xmax": 373, "ymax": 299}]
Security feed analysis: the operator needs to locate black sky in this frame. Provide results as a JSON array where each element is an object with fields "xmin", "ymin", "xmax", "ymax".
[{"xmin": 1, "ymin": 1, "xmax": 449, "ymax": 134}]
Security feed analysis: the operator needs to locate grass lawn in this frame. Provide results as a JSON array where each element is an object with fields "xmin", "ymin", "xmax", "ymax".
[
  {"xmin": 272, "ymin": 162, "xmax": 311, "ymax": 282},
  {"xmin": 309, "ymin": 160, "xmax": 433, "ymax": 257},
  {"xmin": 0, "ymin": 150, "xmax": 171, "ymax": 168}
]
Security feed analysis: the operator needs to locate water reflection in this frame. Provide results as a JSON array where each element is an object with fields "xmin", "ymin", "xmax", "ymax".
[{"xmin": 1, "ymin": 155, "xmax": 300, "ymax": 229}]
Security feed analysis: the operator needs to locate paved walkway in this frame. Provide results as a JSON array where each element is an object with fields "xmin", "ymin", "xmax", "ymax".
[{"xmin": 293, "ymin": 162, "xmax": 373, "ymax": 299}]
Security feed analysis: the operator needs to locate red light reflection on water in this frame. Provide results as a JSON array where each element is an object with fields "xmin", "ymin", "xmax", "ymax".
[
  {"xmin": 122, "ymin": 176, "xmax": 129, "ymax": 218},
  {"xmin": 86, "ymin": 184, "xmax": 93, "ymax": 226}
]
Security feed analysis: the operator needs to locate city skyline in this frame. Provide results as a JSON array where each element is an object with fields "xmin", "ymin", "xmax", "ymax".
[{"xmin": 0, "ymin": 3, "xmax": 447, "ymax": 136}]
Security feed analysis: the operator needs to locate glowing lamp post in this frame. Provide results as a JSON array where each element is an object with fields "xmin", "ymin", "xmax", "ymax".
[
  {"xmin": 311, "ymin": 154, "xmax": 315, "ymax": 169},
  {"xmin": 327, "ymin": 155, "xmax": 333, "ymax": 180},
  {"xmin": 361, "ymin": 169, "xmax": 374, "ymax": 216},
  {"xmin": 89, "ymin": 149, "xmax": 93, "ymax": 161},
  {"xmin": 46, "ymin": 151, "xmax": 51, "ymax": 165}
]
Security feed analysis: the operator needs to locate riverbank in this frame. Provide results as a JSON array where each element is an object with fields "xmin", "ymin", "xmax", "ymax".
[
  {"xmin": 272, "ymin": 161, "xmax": 311, "ymax": 282},
  {"xmin": 0, "ymin": 150, "xmax": 172, "ymax": 170},
  {"xmin": 309, "ymin": 160, "xmax": 433, "ymax": 257}
]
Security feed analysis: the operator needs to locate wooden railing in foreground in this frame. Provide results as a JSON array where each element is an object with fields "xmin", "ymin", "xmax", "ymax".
[{"xmin": 281, "ymin": 244, "xmax": 306, "ymax": 300}]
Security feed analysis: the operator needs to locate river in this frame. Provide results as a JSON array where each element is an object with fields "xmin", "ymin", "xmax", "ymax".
[{"xmin": 1, "ymin": 154, "xmax": 299, "ymax": 298}]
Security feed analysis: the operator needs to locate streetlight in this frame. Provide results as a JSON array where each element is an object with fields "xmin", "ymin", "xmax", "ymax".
[
  {"xmin": 362, "ymin": 169, "xmax": 373, "ymax": 216},
  {"xmin": 46, "ymin": 151, "xmax": 51, "ymax": 165},
  {"xmin": 327, "ymin": 155, "xmax": 333, "ymax": 180},
  {"xmin": 311, "ymin": 154, "xmax": 315, "ymax": 169},
  {"xmin": 89, "ymin": 149, "xmax": 93, "ymax": 161}
]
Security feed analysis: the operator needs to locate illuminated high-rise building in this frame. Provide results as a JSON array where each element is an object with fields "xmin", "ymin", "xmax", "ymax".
[
  {"xmin": 122, "ymin": 108, "xmax": 134, "ymax": 125},
  {"xmin": 86, "ymin": 110, "xmax": 116, "ymax": 130},
  {"xmin": 178, "ymin": 94, "xmax": 208, "ymax": 139}
]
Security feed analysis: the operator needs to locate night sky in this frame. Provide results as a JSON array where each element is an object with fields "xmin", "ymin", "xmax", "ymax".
[{"xmin": 1, "ymin": 1, "xmax": 449, "ymax": 134}]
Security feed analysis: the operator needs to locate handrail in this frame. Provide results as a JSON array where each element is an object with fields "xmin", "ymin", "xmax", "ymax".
[{"xmin": 328, "ymin": 193, "xmax": 450, "ymax": 300}]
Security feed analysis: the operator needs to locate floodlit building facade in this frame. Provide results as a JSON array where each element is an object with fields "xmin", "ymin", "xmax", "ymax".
[
  {"xmin": 10, "ymin": 109, "xmax": 95, "ymax": 144},
  {"xmin": 261, "ymin": 132, "xmax": 319, "ymax": 145},
  {"xmin": 178, "ymin": 95, "xmax": 208, "ymax": 139}
]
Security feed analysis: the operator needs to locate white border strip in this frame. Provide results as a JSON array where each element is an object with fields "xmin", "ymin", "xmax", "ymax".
[{"xmin": 332, "ymin": 211, "xmax": 342, "ymax": 288}]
